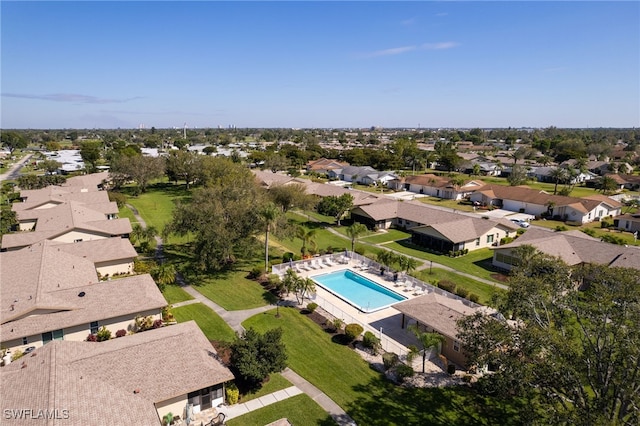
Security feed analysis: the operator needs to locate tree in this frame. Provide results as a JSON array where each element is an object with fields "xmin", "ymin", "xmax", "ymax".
[
  {"xmin": 1, "ymin": 131, "xmax": 27, "ymax": 153},
  {"xmin": 549, "ymin": 167, "xmax": 569, "ymax": 195},
  {"xmin": 457, "ymin": 257, "xmax": 640, "ymax": 425},
  {"xmin": 398, "ymin": 255, "xmax": 418, "ymax": 275},
  {"xmin": 130, "ymin": 223, "xmax": 157, "ymax": 252},
  {"xmin": 165, "ymin": 150, "xmax": 202, "ymax": 189},
  {"xmin": 259, "ymin": 202, "xmax": 281, "ymax": 273},
  {"xmin": 111, "ymin": 154, "xmax": 165, "ymax": 194},
  {"xmin": 150, "ymin": 263, "xmax": 176, "ymax": 292},
  {"xmin": 346, "ymin": 222, "xmax": 368, "ymax": 252},
  {"xmin": 230, "ymin": 327, "xmax": 287, "ymax": 389},
  {"xmin": 264, "ymin": 154, "xmax": 290, "ymax": 173},
  {"xmin": 268, "ymin": 183, "xmax": 316, "ymax": 213},
  {"xmin": 40, "ymin": 159, "xmax": 61, "ymax": 174},
  {"xmin": 79, "ymin": 141, "xmax": 102, "ymax": 173},
  {"xmin": 316, "ymin": 193, "xmax": 353, "ymax": 226},
  {"xmin": 598, "ymin": 175, "xmax": 618, "ymax": 195},
  {"xmin": 296, "ymin": 226, "xmax": 317, "ymax": 257},
  {"xmin": 1, "ymin": 209, "xmax": 18, "ymax": 236},
  {"xmin": 408, "ymin": 324, "xmax": 445, "ymax": 373},
  {"xmin": 507, "ymin": 164, "xmax": 528, "ymax": 186}
]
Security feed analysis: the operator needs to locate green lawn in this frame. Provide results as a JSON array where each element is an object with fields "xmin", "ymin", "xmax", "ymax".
[
  {"xmin": 117, "ymin": 204, "xmax": 139, "ymax": 224},
  {"xmin": 172, "ymin": 303, "xmax": 236, "ymax": 343},
  {"xmin": 226, "ymin": 394, "xmax": 335, "ymax": 426},
  {"xmin": 413, "ymin": 268, "xmax": 505, "ymax": 306},
  {"xmin": 360, "ymin": 229, "xmax": 411, "ymax": 244},
  {"xmin": 243, "ymin": 308, "xmax": 529, "ymax": 425},
  {"xmin": 239, "ymin": 373, "xmax": 292, "ymax": 403},
  {"xmin": 162, "ymin": 284, "xmax": 194, "ymax": 304},
  {"xmin": 125, "ymin": 181, "xmax": 191, "ymax": 231},
  {"xmin": 384, "ymin": 243, "xmax": 502, "ymax": 283}
]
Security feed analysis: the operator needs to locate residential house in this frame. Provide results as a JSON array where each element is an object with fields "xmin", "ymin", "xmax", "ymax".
[
  {"xmin": 614, "ymin": 213, "xmax": 640, "ymax": 234},
  {"xmin": 328, "ymin": 165, "xmax": 397, "ymax": 186},
  {"xmin": 350, "ymin": 199, "xmax": 518, "ymax": 252},
  {"xmin": 0, "ymin": 240, "xmax": 166, "ymax": 353},
  {"xmin": 304, "ymin": 182, "xmax": 382, "ymax": 206},
  {"xmin": 470, "ymin": 185, "xmax": 621, "ymax": 223},
  {"xmin": 252, "ymin": 170, "xmax": 303, "ymax": 188},
  {"xmin": 393, "ymin": 293, "xmax": 489, "ymax": 367},
  {"xmin": 491, "ymin": 227, "xmax": 640, "ymax": 272},
  {"xmin": 2, "ymin": 200, "xmax": 132, "ymax": 251},
  {"xmin": 1, "ymin": 321, "xmax": 234, "ymax": 425},
  {"xmin": 388, "ymin": 174, "xmax": 485, "ymax": 200},
  {"xmin": 306, "ymin": 158, "xmax": 350, "ymax": 175}
]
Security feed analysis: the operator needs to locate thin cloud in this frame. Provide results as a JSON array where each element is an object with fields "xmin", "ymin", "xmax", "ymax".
[
  {"xmin": 1, "ymin": 93, "xmax": 142, "ymax": 104},
  {"xmin": 420, "ymin": 42, "xmax": 459, "ymax": 50},
  {"xmin": 401, "ymin": 18, "xmax": 416, "ymax": 26},
  {"xmin": 363, "ymin": 46, "xmax": 417, "ymax": 58}
]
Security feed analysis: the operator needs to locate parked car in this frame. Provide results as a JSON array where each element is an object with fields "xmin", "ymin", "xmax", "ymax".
[{"xmin": 510, "ymin": 218, "xmax": 530, "ymax": 228}]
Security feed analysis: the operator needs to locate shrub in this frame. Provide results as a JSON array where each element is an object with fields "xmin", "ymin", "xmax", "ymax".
[
  {"xmin": 463, "ymin": 248, "xmax": 469, "ymax": 255},
  {"xmin": 107, "ymin": 191, "xmax": 127, "ymax": 208},
  {"xmin": 395, "ymin": 364, "xmax": 414, "ymax": 380},
  {"xmin": 354, "ymin": 246, "xmax": 365, "ymax": 255},
  {"xmin": 455, "ymin": 288, "xmax": 469, "ymax": 299},
  {"xmin": 306, "ymin": 302, "xmax": 318, "ymax": 313},
  {"xmin": 437, "ymin": 280, "xmax": 456, "ymax": 293},
  {"xmin": 600, "ymin": 220, "xmax": 612, "ymax": 229},
  {"xmin": 282, "ymin": 252, "xmax": 295, "ymax": 262},
  {"xmin": 96, "ymin": 326, "xmax": 112, "ymax": 342},
  {"xmin": 582, "ymin": 228, "xmax": 597, "ymax": 237},
  {"xmin": 362, "ymin": 331, "xmax": 381, "ymax": 354},
  {"xmin": 115, "ymin": 329, "xmax": 127, "ymax": 338},
  {"xmin": 331, "ymin": 318, "xmax": 344, "ymax": 332},
  {"xmin": 468, "ymin": 293, "xmax": 480, "ymax": 303},
  {"xmin": 447, "ymin": 364, "xmax": 457, "ymax": 375},
  {"xmin": 382, "ymin": 352, "xmax": 400, "ymax": 371},
  {"xmin": 152, "ymin": 319, "xmax": 163, "ymax": 329},
  {"xmin": 601, "ymin": 234, "xmax": 626, "ymax": 245},
  {"xmin": 555, "ymin": 225, "xmax": 568, "ymax": 232},
  {"xmin": 225, "ymin": 383, "xmax": 239, "ymax": 405},
  {"xmin": 248, "ymin": 266, "xmax": 263, "ymax": 280},
  {"xmin": 11, "ymin": 350, "xmax": 24, "ymax": 361},
  {"xmin": 86, "ymin": 333, "xmax": 98, "ymax": 342},
  {"xmin": 500, "ymin": 237, "xmax": 514, "ymax": 245},
  {"xmin": 344, "ymin": 323, "xmax": 364, "ymax": 342},
  {"xmin": 516, "ymin": 228, "xmax": 526, "ymax": 235}
]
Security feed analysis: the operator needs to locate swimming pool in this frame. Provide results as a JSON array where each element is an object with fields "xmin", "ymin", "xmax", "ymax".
[{"xmin": 311, "ymin": 269, "xmax": 407, "ymax": 313}]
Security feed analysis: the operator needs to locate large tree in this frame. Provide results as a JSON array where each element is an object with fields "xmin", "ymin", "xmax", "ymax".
[
  {"xmin": 268, "ymin": 183, "xmax": 316, "ymax": 213},
  {"xmin": 230, "ymin": 327, "xmax": 288, "ymax": 389},
  {"xmin": 316, "ymin": 193, "xmax": 353, "ymax": 226},
  {"xmin": 457, "ymin": 254, "xmax": 640, "ymax": 425},
  {"xmin": 110, "ymin": 154, "xmax": 165, "ymax": 194},
  {"xmin": 346, "ymin": 222, "xmax": 368, "ymax": 252},
  {"xmin": 165, "ymin": 150, "xmax": 202, "ymax": 189},
  {"xmin": 1, "ymin": 131, "xmax": 27, "ymax": 153}
]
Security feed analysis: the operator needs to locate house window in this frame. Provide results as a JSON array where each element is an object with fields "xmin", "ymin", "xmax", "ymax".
[
  {"xmin": 90, "ymin": 321, "xmax": 99, "ymax": 334},
  {"xmin": 74, "ymin": 238, "xmax": 83, "ymax": 243},
  {"xmin": 453, "ymin": 340, "xmax": 460, "ymax": 352},
  {"xmin": 22, "ymin": 337, "xmax": 28, "ymax": 345},
  {"xmin": 42, "ymin": 329, "xmax": 64, "ymax": 344},
  {"xmin": 598, "ymin": 210, "xmax": 603, "ymax": 217},
  {"xmin": 475, "ymin": 238, "xmax": 480, "ymax": 247},
  {"xmin": 486, "ymin": 234, "xmax": 494, "ymax": 244}
]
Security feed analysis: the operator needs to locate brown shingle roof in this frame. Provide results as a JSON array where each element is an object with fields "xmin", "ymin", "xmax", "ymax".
[{"xmin": 0, "ymin": 321, "xmax": 234, "ymax": 426}]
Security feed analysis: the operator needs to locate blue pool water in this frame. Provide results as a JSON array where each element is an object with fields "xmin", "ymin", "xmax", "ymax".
[{"xmin": 311, "ymin": 269, "xmax": 406, "ymax": 313}]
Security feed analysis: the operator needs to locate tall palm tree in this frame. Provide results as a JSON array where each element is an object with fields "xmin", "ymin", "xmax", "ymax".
[
  {"xmin": 346, "ymin": 222, "xmax": 368, "ymax": 252},
  {"xmin": 151, "ymin": 263, "xmax": 176, "ymax": 290},
  {"xmin": 408, "ymin": 324, "xmax": 446, "ymax": 373},
  {"xmin": 259, "ymin": 202, "xmax": 281, "ymax": 272},
  {"xmin": 549, "ymin": 167, "xmax": 568, "ymax": 195},
  {"xmin": 399, "ymin": 256, "xmax": 419, "ymax": 275},
  {"xmin": 298, "ymin": 277, "xmax": 316, "ymax": 304}
]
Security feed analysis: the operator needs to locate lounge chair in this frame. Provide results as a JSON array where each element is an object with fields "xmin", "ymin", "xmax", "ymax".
[
  {"xmin": 323, "ymin": 257, "xmax": 336, "ymax": 267},
  {"xmin": 314, "ymin": 259, "xmax": 324, "ymax": 269},
  {"xmin": 413, "ymin": 286, "xmax": 425, "ymax": 296},
  {"xmin": 403, "ymin": 281, "xmax": 414, "ymax": 292},
  {"xmin": 299, "ymin": 263, "xmax": 311, "ymax": 271}
]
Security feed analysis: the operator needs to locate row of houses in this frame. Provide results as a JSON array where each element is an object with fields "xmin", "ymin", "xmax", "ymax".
[{"xmin": 1, "ymin": 173, "xmax": 234, "ymax": 425}]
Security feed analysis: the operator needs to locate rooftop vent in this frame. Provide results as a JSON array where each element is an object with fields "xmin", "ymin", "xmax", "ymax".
[{"xmin": 78, "ymin": 292, "xmax": 86, "ymax": 297}]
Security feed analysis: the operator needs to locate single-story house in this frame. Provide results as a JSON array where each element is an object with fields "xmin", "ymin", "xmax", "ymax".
[
  {"xmin": 491, "ymin": 227, "xmax": 640, "ymax": 272},
  {"xmin": 1, "ymin": 321, "xmax": 234, "ymax": 425},
  {"xmin": 252, "ymin": 170, "xmax": 305, "ymax": 189},
  {"xmin": 306, "ymin": 158, "xmax": 350, "ymax": 175},
  {"xmin": 304, "ymin": 182, "xmax": 382, "ymax": 206},
  {"xmin": 469, "ymin": 185, "xmax": 621, "ymax": 223},
  {"xmin": 0, "ymin": 240, "xmax": 166, "ymax": 353},
  {"xmin": 14, "ymin": 185, "xmax": 113, "ymax": 212},
  {"xmin": 393, "ymin": 292, "xmax": 489, "ymax": 367},
  {"xmin": 614, "ymin": 213, "xmax": 640, "ymax": 234},
  {"xmin": 388, "ymin": 174, "xmax": 485, "ymax": 200},
  {"xmin": 328, "ymin": 165, "xmax": 395, "ymax": 185}
]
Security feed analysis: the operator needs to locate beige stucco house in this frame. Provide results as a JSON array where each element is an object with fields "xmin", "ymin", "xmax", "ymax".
[
  {"xmin": 389, "ymin": 174, "xmax": 486, "ymax": 200},
  {"xmin": 1, "ymin": 321, "xmax": 234, "ymax": 425}
]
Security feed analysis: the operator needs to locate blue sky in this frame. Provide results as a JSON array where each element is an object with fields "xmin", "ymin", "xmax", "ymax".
[{"xmin": 2, "ymin": 1, "xmax": 638, "ymax": 129}]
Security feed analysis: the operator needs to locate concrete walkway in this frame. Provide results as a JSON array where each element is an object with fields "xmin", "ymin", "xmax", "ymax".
[{"xmin": 127, "ymin": 206, "xmax": 357, "ymax": 425}]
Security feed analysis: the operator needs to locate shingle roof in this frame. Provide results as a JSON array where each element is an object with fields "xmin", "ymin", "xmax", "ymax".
[
  {"xmin": 14, "ymin": 188, "xmax": 112, "ymax": 211},
  {"xmin": 304, "ymin": 183, "xmax": 382, "ymax": 206},
  {"xmin": 62, "ymin": 171, "xmax": 110, "ymax": 190},
  {"xmin": 50, "ymin": 237, "xmax": 138, "ymax": 264},
  {"xmin": 495, "ymin": 227, "xmax": 640, "ymax": 270},
  {"xmin": 393, "ymin": 293, "xmax": 481, "ymax": 338},
  {"xmin": 252, "ymin": 170, "xmax": 298, "ymax": 188},
  {"xmin": 0, "ymin": 321, "xmax": 234, "ymax": 426}
]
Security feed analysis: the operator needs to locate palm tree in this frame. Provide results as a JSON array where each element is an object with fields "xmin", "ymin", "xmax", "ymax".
[
  {"xmin": 296, "ymin": 226, "xmax": 317, "ymax": 257},
  {"xmin": 549, "ymin": 167, "xmax": 568, "ymax": 195},
  {"xmin": 398, "ymin": 255, "xmax": 418, "ymax": 275},
  {"xmin": 259, "ymin": 202, "xmax": 281, "ymax": 272},
  {"xmin": 346, "ymin": 222, "xmax": 368, "ymax": 252},
  {"xmin": 151, "ymin": 263, "xmax": 176, "ymax": 291},
  {"xmin": 408, "ymin": 324, "xmax": 446, "ymax": 373},
  {"xmin": 599, "ymin": 176, "xmax": 618, "ymax": 195},
  {"xmin": 298, "ymin": 277, "xmax": 316, "ymax": 304}
]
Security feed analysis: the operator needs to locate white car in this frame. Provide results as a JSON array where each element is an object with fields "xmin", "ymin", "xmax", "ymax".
[{"xmin": 510, "ymin": 218, "xmax": 530, "ymax": 228}]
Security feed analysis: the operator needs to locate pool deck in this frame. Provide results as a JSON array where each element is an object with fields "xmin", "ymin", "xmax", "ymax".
[{"xmin": 283, "ymin": 257, "xmax": 424, "ymax": 351}]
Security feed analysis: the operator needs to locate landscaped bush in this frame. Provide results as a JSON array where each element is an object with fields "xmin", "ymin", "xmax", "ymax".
[
  {"xmin": 96, "ymin": 326, "xmax": 112, "ymax": 342},
  {"xmin": 152, "ymin": 319, "xmax": 163, "ymax": 329},
  {"xmin": 331, "ymin": 318, "xmax": 344, "ymax": 332},
  {"xmin": 115, "ymin": 329, "xmax": 127, "ymax": 338},
  {"xmin": 601, "ymin": 234, "xmax": 626, "ymax": 245},
  {"xmin": 582, "ymin": 228, "xmax": 597, "ymax": 237},
  {"xmin": 11, "ymin": 350, "xmax": 24, "ymax": 361},
  {"xmin": 306, "ymin": 302, "xmax": 318, "ymax": 313},
  {"xmin": 354, "ymin": 246, "xmax": 365, "ymax": 256},
  {"xmin": 86, "ymin": 333, "xmax": 97, "ymax": 342},
  {"xmin": 382, "ymin": 352, "xmax": 400, "ymax": 370},
  {"xmin": 344, "ymin": 323, "xmax": 364, "ymax": 342},
  {"xmin": 362, "ymin": 331, "xmax": 381, "ymax": 354},
  {"xmin": 247, "ymin": 266, "xmax": 263, "ymax": 280},
  {"xmin": 600, "ymin": 220, "xmax": 613, "ymax": 228},
  {"xmin": 554, "ymin": 225, "xmax": 568, "ymax": 232},
  {"xmin": 395, "ymin": 364, "xmax": 414, "ymax": 381},
  {"xmin": 468, "ymin": 293, "xmax": 480, "ymax": 303},
  {"xmin": 437, "ymin": 280, "xmax": 456, "ymax": 293},
  {"xmin": 455, "ymin": 287, "xmax": 469, "ymax": 298},
  {"xmin": 516, "ymin": 228, "xmax": 526, "ymax": 235},
  {"xmin": 500, "ymin": 236, "xmax": 514, "ymax": 245},
  {"xmin": 107, "ymin": 191, "xmax": 127, "ymax": 208},
  {"xmin": 226, "ymin": 383, "xmax": 239, "ymax": 405}
]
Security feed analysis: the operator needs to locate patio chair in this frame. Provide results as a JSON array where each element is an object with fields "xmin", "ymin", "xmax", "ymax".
[
  {"xmin": 323, "ymin": 257, "xmax": 336, "ymax": 267},
  {"xmin": 314, "ymin": 259, "xmax": 324, "ymax": 269},
  {"xmin": 403, "ymin": 281, "xmax": 414, "ymax": 292},
  {"xmin": 413, "ymin": 286, "xmax": 425, "ymax": 296},
  {"xmin": 299, "ymin": 263, "xmax": 311, "ymax": 272}
]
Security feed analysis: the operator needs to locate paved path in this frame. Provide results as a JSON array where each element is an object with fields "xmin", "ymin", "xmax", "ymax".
[
  {"xmin": 127, "ymin": 205, "xmax": 357, "ymax": 425},
  {"xmin": 0, "ymin": 153, "xmax": 33, "ymax": 182}
]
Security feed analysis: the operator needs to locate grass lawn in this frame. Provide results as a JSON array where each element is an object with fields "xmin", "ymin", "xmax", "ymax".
[
  {"xmin": 417, "ymin": 197, "xmax": 477, "ymax": 213},
  {"xmin": 172, "ymin": 303, "xmax": 236, "ymax": 343},
  {"xmin": 243, "ymin": 308, "xmax": 529, "ymax": 425},
  {"xmin": 360, "ymin": 229, "xmax": 411, "ymax": 244},
  {"xmin": 239, "ymin": 373, "xmax": 292, "ymax": 403},
  {"xmin": 384, "ymin": 243, "xmax": 502, "ymax": 283},
  {"xmin": 226, "ymin": 394, "xmax": 335, "ymax": 426},
  {"xmin": 529, "ymin": 219, "xmax": 640, "ymax": 246},
  {"xmin": 162, "ymin": 284, "xmax": 194, "ymax": 304},
  {"xmin": 413, "ymin": 268, "xmax": 505, "ymax": 306},
  {"xmin": 117, "ymin": 204, "xmax": 138, "ymax": 224},
  {"xmin": 125, "ymin": 181, "xmax": 191, "ymax": 231}
]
